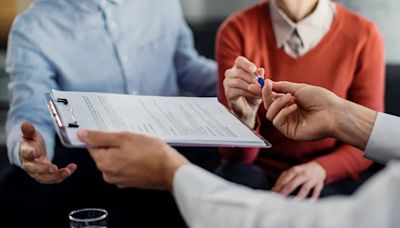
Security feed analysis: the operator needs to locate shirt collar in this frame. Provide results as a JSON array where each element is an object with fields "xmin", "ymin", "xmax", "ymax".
[{"xmin": 269, "ymin": 0, "xmax": 335, "ymax": 48}]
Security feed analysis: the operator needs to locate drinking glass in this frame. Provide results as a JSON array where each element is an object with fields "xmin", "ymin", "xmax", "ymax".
[{"xmin": 69, "ymin": 208, "xmax": 108, "ymax": 228}]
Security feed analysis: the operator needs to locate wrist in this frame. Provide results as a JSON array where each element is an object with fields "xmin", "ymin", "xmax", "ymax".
[
  {"xmin": 163, "ymin": 146, "xmax": 190, "ymax": 192},
  {"xmin": 330, "ymin": 97, "xmax": 348, "ymax": 139},
  {"xmin": 333, "ymin": 99, "xmax": 377, "ymax": 150}
]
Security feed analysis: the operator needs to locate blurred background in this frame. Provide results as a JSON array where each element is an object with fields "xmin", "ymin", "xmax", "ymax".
[{"xmin": 0, "ymin": 0, "xmax": 399, "ymax": 168}]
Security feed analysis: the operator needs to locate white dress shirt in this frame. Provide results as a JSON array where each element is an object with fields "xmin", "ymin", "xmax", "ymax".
[
  {"xmin": 270, "ymin": 0, "xmax": 336, "ymax": 58},
  {"xmin": 173, "ymin": 112, "xmax": 400, "ymax": 228}
]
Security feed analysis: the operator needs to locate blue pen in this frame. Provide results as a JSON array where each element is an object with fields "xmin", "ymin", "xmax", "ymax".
[{"xmin": 253, "ymin": 71, "xmax": 265, "ymax": 88}]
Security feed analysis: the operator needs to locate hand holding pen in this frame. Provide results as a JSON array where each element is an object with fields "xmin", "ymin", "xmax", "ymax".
[{"xmin": 223, "ymin": 56, "xmax": 267, "ymax": 128}]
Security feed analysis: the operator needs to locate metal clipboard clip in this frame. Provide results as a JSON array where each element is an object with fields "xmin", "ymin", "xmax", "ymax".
[
  {"xmin": 55, "ymin": 98, "xmax": 80, "ymax": 128},
  {"xmin": 46, "ymin": 95, "xmax": 80, "ymax": 128}
]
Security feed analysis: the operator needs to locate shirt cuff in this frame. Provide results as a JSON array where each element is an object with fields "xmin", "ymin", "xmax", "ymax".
[{"xmin": 364, "ymin": 113, "xmax": 400, "ymax": 163}]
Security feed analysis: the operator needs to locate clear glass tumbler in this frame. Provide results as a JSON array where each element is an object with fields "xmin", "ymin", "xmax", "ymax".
[{"xmin": 69, "ymin": 208, "xmax": 108, "ymax": 228}]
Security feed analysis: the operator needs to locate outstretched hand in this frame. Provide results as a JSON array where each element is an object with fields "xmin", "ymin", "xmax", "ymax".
[
  {"xmin": 19, "ymin": 122, "xmax": 77, "ymax": 184},
  {"xmin": 261, "ymin": 80, "xmax": 340, "ymax": 141}
]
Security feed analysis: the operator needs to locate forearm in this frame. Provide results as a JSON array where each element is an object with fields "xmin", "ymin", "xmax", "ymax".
[
  {"xmin": 173, "ymin": 163, "xmax": 400, "ymax": 228},
  {"xmin": 333, "ymin": 99, "xmax": 377, "ymax": 151},
  {"xmin": 334, "ymin": 21, "xmax": 384, "ymax": 151},
  {"xmin": 173, "ymin": 164, "xmax": 276, "ymax": 228}
]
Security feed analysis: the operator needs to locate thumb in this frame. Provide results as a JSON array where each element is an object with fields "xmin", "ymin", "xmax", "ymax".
[
  {"xmin": 21, "ymin": 122, "xmax": 37, "ymax": 140},
  {"xmin": 77, "ymin": 130, "xmax": 121, "ymax": 148}
]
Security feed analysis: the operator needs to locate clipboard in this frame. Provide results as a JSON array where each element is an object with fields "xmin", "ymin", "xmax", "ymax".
[{"xmin": 45, "ymin": 90, "xmax": 272, "ymax": 149}]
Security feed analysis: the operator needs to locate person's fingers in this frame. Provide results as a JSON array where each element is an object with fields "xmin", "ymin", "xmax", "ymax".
[
  {"xmin": 21, "ymin": 122, "xmax": 37, "ymax": 140},
  {"xmin": 87, "ymin": 147, "xmax": 105, "ymax": 158},
  {"xmin": 34, "ymin": 172, "xmax": 71, "ymax": 184},
  {"xmin": 248, "ymin": 84, "xmax": 262, "ymax": 96},
  {"xmin": 262, "ymin": 79, "xmax": 275, "ymax": 110},
  {"xmin": 225, "ymin": 77, "xmax": 260, "ymax": 96},
  {"xmin": 272, "ymin": 170, "xmax": 299, "ymax": 192},
  {"xmin": 66, "ymin": 163, "xmax": 77, "ymax": 172},
  {"xmin": 58, "ymin": 163, "xmax": 78, "ymax": 177},
  {"xmin": 22, "ymin": 161, "xmax": 58, "ymax": 174},
  {"xmin": 271, "ymin": 103, "xmax": 298, "ymax": 127},
  {"xmin": 266, "ymin": 94, "xmax": 292, "ymax": 121},
  {"xmin": 271, "ymin": 81, "xmax": 304, "ymax": 94},
  {"xmin": 77, "ymin": 130, "xmax": 122, "ymax": 147},
  {"xmin": 102, "ymin": 172, "xmax": 116, "ymax": 185},
  {"xmin": 234, "ymin": 56, "xmax": 257, "ymax": 74},
  {"xmin": 87, "ymin": 148, "xmax": 111, "ymax": 171},
  {"xmin": 24, "ymin": 162, "xmax": 76, "ymax": 184},
  {"xmin": 310, "ymin": 182, "xmax": 324, "ymax": 202},
  {"xmin": 226, "ymin": 68, "xmax": 258, "ymax": 85},
  {"xmin": 279, "ymin": 174, "xmax": 309, "ymax": 196},
  {"xmin": 249, "ymin": 85, "xmax": 285, "ymax": 101},
  {"xmin": 296, "ymin": 180, "xmax": 317, "ymax": 200}
]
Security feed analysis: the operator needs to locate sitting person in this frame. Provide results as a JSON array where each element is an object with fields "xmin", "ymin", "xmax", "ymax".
[
  {"xmin": 2, "ymin": 0, "xmax": 216, "ymax": 226},
  {"xmin": 216, "ymin": 0, "xmax": 385, "ymax": 200},
  {"xmin": 76, "ymin": 80, "xmax": 400, "ymax": 228}
]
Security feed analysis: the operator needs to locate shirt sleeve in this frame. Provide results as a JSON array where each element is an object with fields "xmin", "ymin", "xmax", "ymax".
[
  {"xmin": 5, "ymin": 16, "xmax": 59, "ymax": 167},
  {"xmin": 216, "ymin": 17, "xmax": 261, "ymax": 163},
  {"xmin": 313, "ymin": 22, "xmax": 385, "ymax": 183},
  {"xmin": 173, "ymin": 163, "xmax": 400, "ymax": 228},
  {"xmin": 364, "ymin": 113, "xmax": 400, "ymax": 163},
  {"xmin": 174, "ymin": 4, "xmax": 217, "ymax": 97}
]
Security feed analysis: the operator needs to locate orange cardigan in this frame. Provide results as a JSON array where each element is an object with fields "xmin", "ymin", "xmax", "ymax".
[{"xmin": 216, "ymin": 2, "xmax": 385, "ymax": 184}]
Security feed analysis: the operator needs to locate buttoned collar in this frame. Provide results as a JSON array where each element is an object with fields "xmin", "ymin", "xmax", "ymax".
[{"xmin": 269, "ymin": 0, "xmax": 335, "ymax": 49}]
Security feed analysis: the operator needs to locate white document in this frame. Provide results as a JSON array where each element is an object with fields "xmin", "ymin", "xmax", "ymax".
[{"xmin": 46, "ymin": 90, "xmax": 271, "ymax": 148}]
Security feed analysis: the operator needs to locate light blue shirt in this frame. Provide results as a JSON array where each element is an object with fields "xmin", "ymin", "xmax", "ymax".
[{"xmin": 5, "ymin": 0, "xmax": 217, "ymax": 166}]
